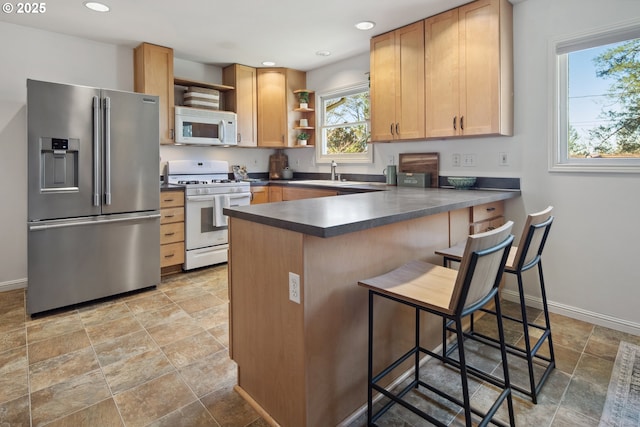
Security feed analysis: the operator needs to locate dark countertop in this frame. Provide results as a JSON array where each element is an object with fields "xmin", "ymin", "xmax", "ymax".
[
  {"xmin": 160, "ymin": 183, "xmax": 185, "ymax": 191},
  {"xmin": 224, "ymin": 187, "xmax": 520, "ymax": 238}
]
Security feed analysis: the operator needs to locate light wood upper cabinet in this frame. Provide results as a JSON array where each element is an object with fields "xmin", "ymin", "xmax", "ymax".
[
  {"xmin": 134, "ymin": 43, "xmax": 175, "ymax": 144},
  {"xmin": 370, "ymin": 21, "xmax": 425, "ymax": 142},
  {"xmin": 223, "ymin": 64, "xmax": 258, "ymax": 147},
  {"xmin": 425, "ymin": 0, "xmax": 513, "ymax": 138},
  {"xmin": 257, "ymin": 68, "xmax": 306, "ymax": 147}
]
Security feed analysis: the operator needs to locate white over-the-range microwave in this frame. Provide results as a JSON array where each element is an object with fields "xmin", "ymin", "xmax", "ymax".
[{"xmin": 174, "ymin": 106, "xmax": 237, "ymax": 146}]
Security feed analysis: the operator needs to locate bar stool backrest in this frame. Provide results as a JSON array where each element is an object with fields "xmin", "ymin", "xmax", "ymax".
[
  {"xmin": 511, "ymin": 206, "xmax": 554, "ymax": 270},
  {"xmin": 451, "ymin": 221, "xmax": 514, "ymax": 314}
]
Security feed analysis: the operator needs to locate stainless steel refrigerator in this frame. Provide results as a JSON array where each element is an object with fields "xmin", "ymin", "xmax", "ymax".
[{"xmin": 27, "ymin": 79, "xmax": 161, "ymax": 315}]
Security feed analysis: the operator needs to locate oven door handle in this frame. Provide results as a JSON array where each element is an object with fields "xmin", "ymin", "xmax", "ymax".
[
  {"xmin": 185, "ymin": 195, "xmax": 215, "ymax": 202},
  {"xmin": 186, "ymin": 193, "xmax": 251, "ymax": 203},
  {"xmin": 228, "ymin": 192, "xmax": 252, "ymax": 202}
]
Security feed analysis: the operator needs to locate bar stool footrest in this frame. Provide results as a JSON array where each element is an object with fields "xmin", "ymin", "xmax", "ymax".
[
  {"xmin": 444, "ymin": 319, "xmax": 555, "ymax": 401},
  {"xmin": 370, "ymin": 346, "xmax": 513, "ymax": 427}
]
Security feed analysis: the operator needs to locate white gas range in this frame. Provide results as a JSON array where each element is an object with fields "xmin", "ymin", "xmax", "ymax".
[{"xmin": 166, "ymin": 160, "xmax": 251, "ymax": 270}]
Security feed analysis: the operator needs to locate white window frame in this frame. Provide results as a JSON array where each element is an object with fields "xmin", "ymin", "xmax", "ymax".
[
  {"xmin": 549, "ymin": 19, "xmax": 640, "ymax": 173},
  {"xmin": 315, "ymin": 82, "xmax": 373, "ymax": 164}
]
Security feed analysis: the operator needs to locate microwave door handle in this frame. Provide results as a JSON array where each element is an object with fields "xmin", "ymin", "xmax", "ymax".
[
  {"xmin": 92, "ymin": 96, "xmax": 100, "ymax": 207},
  {"xmin": 104, "ymin": 96, "xmax": 112, "ymax": 205},
  {"xmin": 219, "ymin": 120, "xmax": 225, "ymax": 144}
]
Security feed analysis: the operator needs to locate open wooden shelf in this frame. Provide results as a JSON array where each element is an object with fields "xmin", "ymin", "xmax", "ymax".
[{"xmin": 174, "ymin": 77, "xmax": 234, "ymax": 91}]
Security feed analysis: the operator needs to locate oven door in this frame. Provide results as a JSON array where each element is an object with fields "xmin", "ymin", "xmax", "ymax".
[
  {"xmin": 185, "ymin": 194, "xmax": 229, "ymax": 250},
  {"xmin": 185, "ymin": 192, "xmax": 251, "ymax": 251}
]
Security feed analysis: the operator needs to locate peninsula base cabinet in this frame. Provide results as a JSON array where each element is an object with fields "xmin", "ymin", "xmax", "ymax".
[
  {"xmin": 227, "ymin": 199, "xmax": 506, "ymax": 426},
  {"xmin": 229, "ymin": 215, "xmax": 448, "ymax": 427}
]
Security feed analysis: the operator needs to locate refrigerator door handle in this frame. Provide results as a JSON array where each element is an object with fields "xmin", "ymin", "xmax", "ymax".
[
  {"xmin": 93, "ymin": 96, "xmax": 100, "ymax": 207},
  {"xmin": 28, "ymin": 213, "xmax": 161, "ymax": 231},
  {"xmin": 104, "ymin": 96, "xmax": 112, "ymax": 205}
]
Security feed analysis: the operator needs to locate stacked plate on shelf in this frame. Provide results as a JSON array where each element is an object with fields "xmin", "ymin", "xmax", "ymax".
[{"xmin": 183, "ymin": 86, "xmax": 220, "ymax": 110}]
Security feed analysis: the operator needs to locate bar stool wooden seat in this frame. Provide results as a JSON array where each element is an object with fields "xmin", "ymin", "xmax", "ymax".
[
  {"xmin": 358, "ymin": 222, "xmax": 516, "ymax": 427},
  {"xmin": 435, "ymin": 206, "xmax": 555, "ymax": 404}
]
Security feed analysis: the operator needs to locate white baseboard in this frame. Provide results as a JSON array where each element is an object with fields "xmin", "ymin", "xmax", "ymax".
[
  {"xmin": 0, "ymin": 278, "xmax": 27, "ymax": 293},
  {"xmin": 501, "ymin": 289, "xmax": 640, "ymax": 336}
]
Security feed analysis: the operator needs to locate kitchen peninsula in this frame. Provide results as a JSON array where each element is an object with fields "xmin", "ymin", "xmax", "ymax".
[{"xmin": 223, "ymin": 187, "xmax": 520, "ymax": 427}]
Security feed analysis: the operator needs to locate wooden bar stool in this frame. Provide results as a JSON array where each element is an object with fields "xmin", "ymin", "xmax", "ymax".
[
  {"xmin": 358, "ymin": 222, "xmax": 516, "ymax": 427},
  {"xmin": 435, "ymin": 206, "xmax": 555, "ymax": 404}
]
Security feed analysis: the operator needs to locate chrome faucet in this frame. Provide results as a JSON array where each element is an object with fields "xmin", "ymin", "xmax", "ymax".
[{"xmin": 330, "ymin": 160, "xmax": 338, "ymax": 181}]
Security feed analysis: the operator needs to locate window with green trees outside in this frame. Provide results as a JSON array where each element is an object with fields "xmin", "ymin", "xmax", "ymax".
[
  {"xmin": 316, "ymin": 82, "xmax": 372, "ymax": 164},
  {"xmin": 552, "ymin": 23, "xmax": 640, "ymax": 172}
]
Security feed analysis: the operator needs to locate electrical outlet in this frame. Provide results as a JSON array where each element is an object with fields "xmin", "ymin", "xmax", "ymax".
[
  {"xmin": 452, "ymin": 153, "xmax": 461, "ymax": 167},
  {"xmin": 499, "ymin": 152, "xmax": 509, "ymax": 166},
  {"xmin": 289, "ymin": 272, "xmax": 301, "ymax": 304},
  {"xmin": 388, "ymin": 155, "xmax": 395, "ymax": 165},
  {"xmin": 462, "ymin": 154, "xmax": 477, "ymax": 167}
]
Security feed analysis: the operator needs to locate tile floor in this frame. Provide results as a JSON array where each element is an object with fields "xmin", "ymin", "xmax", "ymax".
[{"xmin": 0, "ymin": 265, "xmax": 638, "ymax": 426}]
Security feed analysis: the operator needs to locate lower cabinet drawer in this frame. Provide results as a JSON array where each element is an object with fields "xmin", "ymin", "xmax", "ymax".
[
  {"xmin": 160, "ymin": 222, "xmax": 184, "ymax": 245},
  {"xmin": 471, "ymin": 216, "xmax": 505, "ymax": 234},
  {"xmin": 160, "ymin": 241, "xmax": 185, "ymax": 267},
  {"xmin": 472, "ymin": 201, "xmax": 504, "ymax": 222},
  {"xmin": 161, "ymin": 207, "xmax": 185, "ymax": 224}
]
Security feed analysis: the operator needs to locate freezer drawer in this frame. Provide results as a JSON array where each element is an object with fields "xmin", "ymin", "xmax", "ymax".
[{"xmin": 27, "ymin": 212, "xmax": 160, "ymax": 315}]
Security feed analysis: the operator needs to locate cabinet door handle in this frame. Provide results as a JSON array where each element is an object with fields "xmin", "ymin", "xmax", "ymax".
[
  {"xmin": 238, "ymin": 133, "xmax": 241, "ymax": 143},
  {"xmin": 163, "ymin": 198, "xmax": 174, "ymax": 202},
  {"xmin": 461, "ymin": 116, "xmax": 464, "ymax": 130},
  {"xmin": 453, "ymin": 116, "xmax": 457, "ymax": 130},
  {"xmin": 486, "ymin": 207, "xmax": 496, "ymax": 212},
  {"xmin": 390, "ymin": 123, "xmax": 394, "ymax": 135},
  {"xmin": 395, "ymin": 123, "xmax": 399, "ymax": 135},
  {"xmin": 164, "ymin": 254, "xmax": 175, "ymax": 258},
  {"xmin": 164, "ymin": 232, "xmax": 175, "ymax": 236},
  {"xmin": 164, "ymin": 214, "xmax": 175, "ymax": 218}
]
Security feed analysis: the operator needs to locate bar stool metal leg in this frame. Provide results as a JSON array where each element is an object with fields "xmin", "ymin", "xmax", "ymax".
[
  {"xmin": 436, "ymin": 208, "xmax": 556, "ymax": 404},
  {"xmin": 361, "ymin": 222, "xmax": 516, "ymax": 427}
]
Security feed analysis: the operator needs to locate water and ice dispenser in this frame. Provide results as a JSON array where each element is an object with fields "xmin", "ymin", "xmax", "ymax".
[{"xmin": 39, "ymin": 137, "xmax": 79, "ymax": 191}]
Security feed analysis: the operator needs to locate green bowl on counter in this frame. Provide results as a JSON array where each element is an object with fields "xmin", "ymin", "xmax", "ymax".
[{"xmin": 447, "ymin": 176, "xmax": 476, "ymax": 190}]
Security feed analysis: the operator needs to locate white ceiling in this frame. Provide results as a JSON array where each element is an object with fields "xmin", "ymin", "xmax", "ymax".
[{"xmin": 0, "ymin": 0, "xmax": 471, "ymax": 71}]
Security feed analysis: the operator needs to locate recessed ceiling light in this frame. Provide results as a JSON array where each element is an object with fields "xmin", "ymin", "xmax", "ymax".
[
  {"xmin": 316, "ymin": 50, "xmax": 331, "ymax": 57},
  {"xmin": 84, "ymin": 1, "xmax": 110, "ymax": 12},
  {"xmin": 355, "ymin": 21, "xmax": 375, "ymax": 31},
  {"xmin": 262, "ymin": 61, "xmax": 276, "ymax": 66}
]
